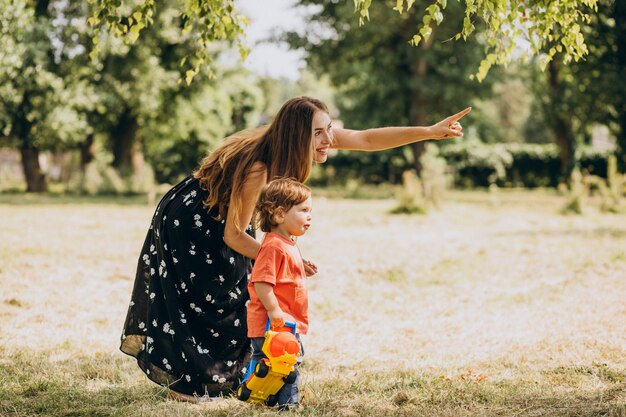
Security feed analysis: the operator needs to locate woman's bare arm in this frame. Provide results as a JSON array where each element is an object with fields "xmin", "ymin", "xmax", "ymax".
[
  {"xmin": 333, "ymin": 107, "xmax": 471, "ymax": 151},
  {"xmin": 223, "ymin": 162, "xmax": 267, "ymax": 259}
]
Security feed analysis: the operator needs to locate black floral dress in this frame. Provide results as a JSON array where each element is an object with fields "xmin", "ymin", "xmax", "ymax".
[{"xmin": 120, "ymin": 175, "xmax": 253, "ymax": 397}]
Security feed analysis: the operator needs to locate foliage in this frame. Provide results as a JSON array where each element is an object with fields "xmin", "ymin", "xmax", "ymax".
[
  {"xmin": 288, "ymin": 0, "xmax": 494, "ymax": 180},
  {"xmin": 355, "ymin": 0, "xmax": 599, "ymax": 81},
  {"xmin": 142, "ymin": 68, "xmax": 264, "ymax": 184},
  {"xmin": 0, "ymin": 2, "xmax": 93, "ymax": 151},
  {"xmin": 86, "ymin": 0, "xmax": 248, "ymax": 84},
  {"xmin": 440, "ymin": 140, "xmax": 614, "ymax": 187},
  {"xmin": 391, "ymin": 170, "xmax": 428, "ymax": 214},
  {"xmin": 526, "ymin": 0, "xmax": 626, "ymax": 174},
  {"xmin": 585, "ymin": 155, "xmax": 626, "ymax": 213},
  {"xmin": 390, "ymin": 146, "xmax": 447, "ymax": 214},
  {"xmin": 316, "ymin": 139, "xmax": 614, "ymax": 188},
  {"xmin": 88, "ymin": 0, "xmax": 600, "ymax": 83},
  {"xmin": 441, "ymin": 138, "xmax": 514, "ymax": 185}
]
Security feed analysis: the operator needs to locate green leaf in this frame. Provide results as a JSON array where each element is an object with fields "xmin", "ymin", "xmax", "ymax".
[{"xmin": 129, "ymin": 25, "xmax": 141, "ymax": 43}]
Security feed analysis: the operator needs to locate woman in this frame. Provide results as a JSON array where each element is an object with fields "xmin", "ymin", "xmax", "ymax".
[{"xmin": 120, "ymin": 97, "xmax": 469, "ymax": 401}]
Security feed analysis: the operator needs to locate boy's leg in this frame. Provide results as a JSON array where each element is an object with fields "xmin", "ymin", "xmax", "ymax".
[
  {"xmin": 275, "ymin": 366, "xmax": 299, "ymax": 409},
  {"xmin": 276, "ymin": 335, "xmax": 304, "ymax": 409},
  {"xmin": 247, "ymin": 337, "xmax": 266, "ymax": 377}
]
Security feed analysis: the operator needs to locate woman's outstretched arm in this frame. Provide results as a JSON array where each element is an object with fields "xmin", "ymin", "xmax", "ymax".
[{"xmin": 333, "ymin": 107, "xmax": 471, "ymax": 151}]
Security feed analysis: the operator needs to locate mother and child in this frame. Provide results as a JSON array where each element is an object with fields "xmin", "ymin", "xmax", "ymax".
[{"xmin": 119, "ymin": 96, "xmax": 470, "ymax": 408}]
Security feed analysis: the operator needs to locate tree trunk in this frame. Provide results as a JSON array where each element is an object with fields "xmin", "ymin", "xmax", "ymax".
[
  {"xmin": 409, "ymin": 23, "xmax": 436, "ymax": 177},
  {"xmin": 79, "ymin": 133, "xmax": 95, "ymax": 172},
  {"xmin": 111, "ymin": 111, "xmax": 138, "ymax": 176},
  {"xmin": 615, "ymin": 0, "xmax": 626, "ymax": 171},
  {"xmin": 547, "ymin": 59, "xmax": 576, "ymax": 182},
  {"xmin": 20, "ymin": 144, "xmax": 47, "ymax": 192}
]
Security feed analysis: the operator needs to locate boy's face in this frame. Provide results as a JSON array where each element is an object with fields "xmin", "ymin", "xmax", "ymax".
[{"xmin": 275, "ymin": 197, "xmax": 313, "ymax": 238}]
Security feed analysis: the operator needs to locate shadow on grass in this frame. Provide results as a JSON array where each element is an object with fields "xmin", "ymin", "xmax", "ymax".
[
  {"xmin": 0, "ymin": 193, "xmax": 161, "ymax": 206},
  {"xmin": 1, "ymin": 348, "xmax": 624, "ymax": 417},
  {"xmin": 492, "ymin": 227, "xmax": 626, "ymax": 239}
]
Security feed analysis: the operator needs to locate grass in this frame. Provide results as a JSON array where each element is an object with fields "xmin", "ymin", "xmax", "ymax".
[{"xmin": 1, "ymin": 189, "xmax": 625, "ymax": 416}]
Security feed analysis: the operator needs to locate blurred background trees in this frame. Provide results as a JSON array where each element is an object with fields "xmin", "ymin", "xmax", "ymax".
[{"xmin": 0, "ymin": 0, "xmax": 624, "ymax": 195}]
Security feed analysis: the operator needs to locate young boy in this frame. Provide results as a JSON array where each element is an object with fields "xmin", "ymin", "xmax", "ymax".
[{"xmin": 246, "ymin": 177, "xmax": 315, "ymax": 410}]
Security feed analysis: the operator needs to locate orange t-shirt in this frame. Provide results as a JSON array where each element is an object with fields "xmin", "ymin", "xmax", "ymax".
[{"xmin": 247, "ymin": 232, "xmax": 309, "ymax": 338}]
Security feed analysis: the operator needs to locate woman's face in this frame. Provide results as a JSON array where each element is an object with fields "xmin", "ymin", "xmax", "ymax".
[{"xmin": 311, "ymin": 110, "xmax": 333, "ymax": 163}]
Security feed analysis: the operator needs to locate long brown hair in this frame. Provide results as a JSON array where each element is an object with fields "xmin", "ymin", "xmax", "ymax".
[{"xmin": 194, "ymin": 96, "xmax": 328, "ymax": 230}]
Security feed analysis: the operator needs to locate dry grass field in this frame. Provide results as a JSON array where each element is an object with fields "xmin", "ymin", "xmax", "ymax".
[{"xmin": 1, "ymin": 190, "xmax": 625, "ymax": 416}]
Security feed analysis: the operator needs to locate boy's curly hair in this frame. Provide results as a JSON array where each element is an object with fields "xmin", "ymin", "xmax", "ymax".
[{"xmin": 254, "ymin": 178, "xmax": 311, "ymax": 233}]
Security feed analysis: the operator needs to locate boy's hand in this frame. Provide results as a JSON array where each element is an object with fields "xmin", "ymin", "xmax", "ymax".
[
  {"xmin": 268, "ymin": 308, "xmax": 285, "ymax": 330},
  {"xmin": 304, "ymin": 259, "xmax": 318, "ymax": 276}
]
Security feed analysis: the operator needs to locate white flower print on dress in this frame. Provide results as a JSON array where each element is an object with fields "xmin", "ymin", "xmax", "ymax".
[
  {"xmin": 150, "ymin": 268, "xmax": 155, "ymax": 276},
  {"xmin": 234, "ymin": 319, "xmax": 240, "ymax": 327},
  {"xmin": 205, "ymin": 294, "xmax": 212, "ymax": 302},
  {"xmin": 138, "ymin": 322, "xmax": 145, "ymax": 329},
  {"xmin": 173, "ymin": 219, "xmax": 180, "ymax": 227},
  {"xmin": 229, "ymin": 291, "xmax": 238, "ymax": 300},
  {"xmin": 189, "ymin": 243, "xmax": 196, "ymax": 256},
  {"xmin": 149, "ymin": 292, "xmax": 155, "ymax": 300},
  {"xmin": 185, "ymin": 375, "xmax": 191, "ymax": 382},
  {"xmin": 163, "ymin": 322, "xmax": 175, "ymax": 335},
  {"xmin": 229, "ymin": 257, "xmax": 235, "ymax": 264},
  {"xmin": 193, "ymin": 214, "xmax": 203, "ymax": 228},
  {"xmin": 205, "ymin": 253, "xmax": 213, "ymax": 265},
  {"xmin": 142, "ymin": 254, "xmax": 149, "ymax": 265},
  {"xmin": 189, "ymin": 272, "xmax": 196, "ymax": 280},
  {"xmin": 152, "ymin": 319, "xmax": 158, "ymax": 327},
  {"xmin": 212, "ymin": 375, "xmax": 226, "ymax": 383}
]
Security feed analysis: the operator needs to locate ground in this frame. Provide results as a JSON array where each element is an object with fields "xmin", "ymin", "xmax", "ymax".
[{"xmin": 1, "ymin": 189, "xmax": 624, "ymax": 416}]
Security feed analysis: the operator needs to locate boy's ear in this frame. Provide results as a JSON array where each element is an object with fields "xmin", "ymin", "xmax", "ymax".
[{"xmin": 273, "ymin": 207, "xmax": 285, "ymax": 224}]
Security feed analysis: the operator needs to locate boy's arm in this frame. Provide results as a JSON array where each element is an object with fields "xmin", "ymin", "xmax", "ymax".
[{"xmin": 253, "ymin": 282, "xmax": 285, "ymax": 328}]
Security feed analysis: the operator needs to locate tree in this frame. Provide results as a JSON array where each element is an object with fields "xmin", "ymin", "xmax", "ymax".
[
  {"xmin": 89, "ymin": 0, "xmax": 597, "ymax": 82},
  {"xmin": 0, "ymin": 1, "xmax": 93, "ymax": 192},
  {"xmin": 142, "ymin": 66, "xmax": 263, "ymax": 184},
  {"xmin": 87, "ymin": 0, "xmax": 248, "ymax": 83},
  {"xmin": 286, "ymin": 0, "xmax": 494, "ymax": 180},
  {"xmin": 528, "ymin": 0, "xmax": 626, "ymax": 179},
  {"xmin": 355, "ymin": 0, "xmax": 598, "ymax": 81}
]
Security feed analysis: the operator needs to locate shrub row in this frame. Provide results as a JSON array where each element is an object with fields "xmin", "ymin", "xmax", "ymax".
[
  {"xmin": 439, "ymin": 141, "xmax": 612, "ymax": 188},
  {"xmin": 311, "ymin": 142, "xmax": 614, "ymax": 189}
]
